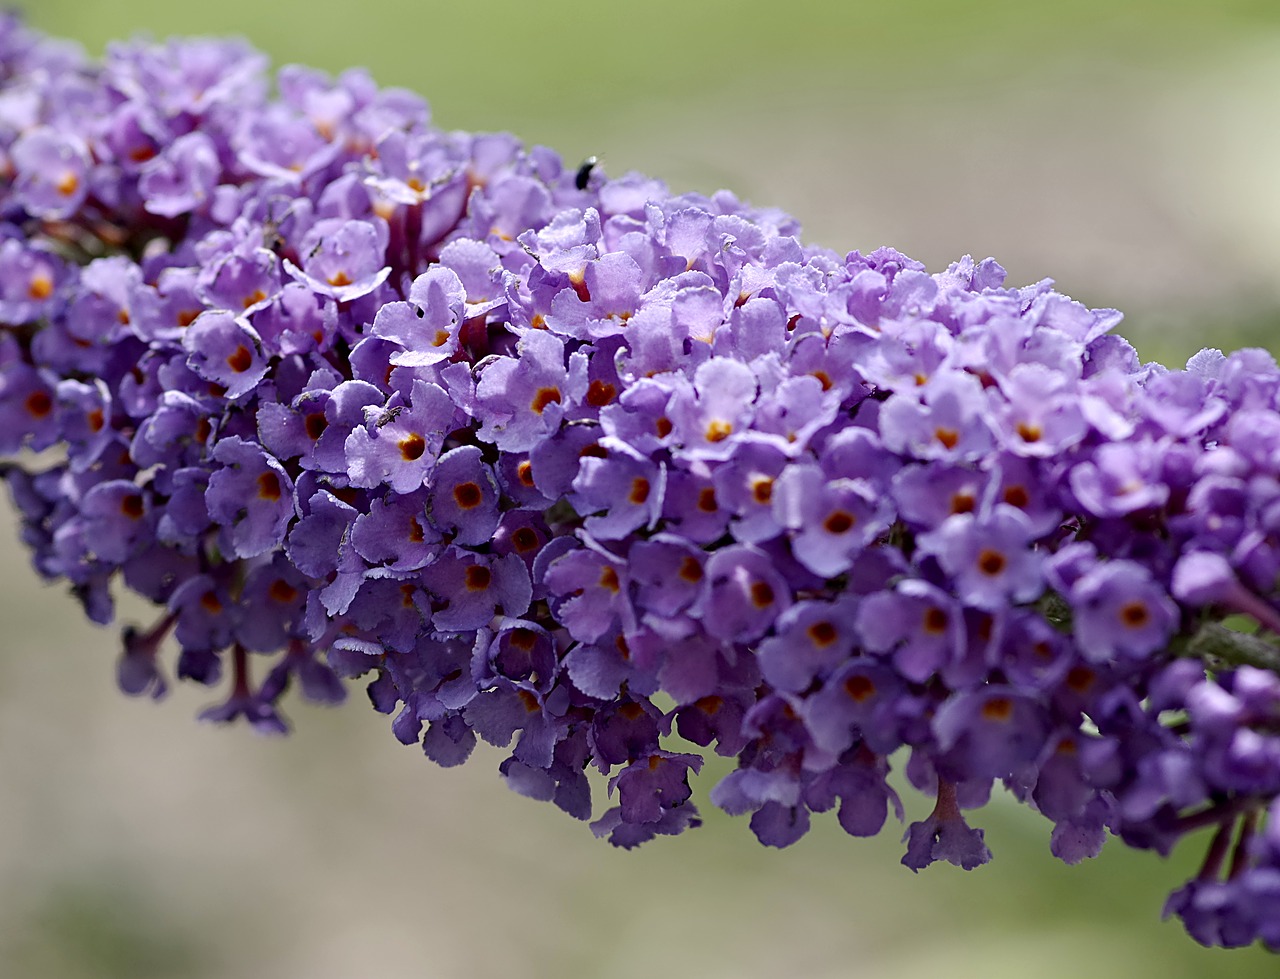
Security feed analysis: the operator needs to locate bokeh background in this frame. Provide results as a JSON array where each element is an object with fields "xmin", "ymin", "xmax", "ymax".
[{"xmin": 5, "ymin": 2, "xmax": 1280, "ymax": 976}]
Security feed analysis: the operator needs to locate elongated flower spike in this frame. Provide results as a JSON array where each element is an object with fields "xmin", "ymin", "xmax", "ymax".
[{"xmin": 5, "ymin": 13, "xmax": 1280, "ymax": 950}]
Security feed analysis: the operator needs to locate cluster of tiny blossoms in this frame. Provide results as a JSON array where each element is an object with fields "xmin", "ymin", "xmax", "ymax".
[{"xmin": 6, "ymin": 17, "xmax": 1280, "ymax": 950}]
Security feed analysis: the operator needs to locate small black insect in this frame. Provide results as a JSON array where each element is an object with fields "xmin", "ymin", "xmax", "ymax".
[
  {"xmin": 261, "ymin": 218, "xmax": 284, "ymax": 254},
  {"xmin": 574, "ymin": 156, "xmax": 598, "ymax": 191},
  {"xmin": 375, "ymin": 405, "xmax": 404, "ymax": 428}
]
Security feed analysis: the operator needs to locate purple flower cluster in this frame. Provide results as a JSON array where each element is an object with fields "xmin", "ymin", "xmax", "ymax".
[{"xmin": 6, "ymin": 15, "xmax": 1280, "ymax": 950}]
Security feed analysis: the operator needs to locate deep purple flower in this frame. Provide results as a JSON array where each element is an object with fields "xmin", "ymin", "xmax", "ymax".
[
  {"xmin": 426, "ymin": 445, "xmax": 501, "ymax": 545},
  {"xmin": 204, "ymin": 436, "xmax": 297, "ymax": 558},
  {"xmin": 902, "ymin": 780, "xmax": 992, "ymax": 871}
]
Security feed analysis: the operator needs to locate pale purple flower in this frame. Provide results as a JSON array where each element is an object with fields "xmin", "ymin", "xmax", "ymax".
[
  {"xmin": 182, "ymin": 310, "xmax": 268, "ymax": 400},
  {"xmin": 139, "ymin": 131, "xmax": 220, "ymax": 217},
  {"xmin": 11, "ymin": 126, "xmax": 90, "ymax": 218},
  {"xmin": 1071, "ymin": 560, "xmax": 1178, "ymax": 662}
]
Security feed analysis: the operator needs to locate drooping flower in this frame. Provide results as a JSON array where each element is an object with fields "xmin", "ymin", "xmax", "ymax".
[{"xmin": 4, "ymin": 19, "xmax": 1280, "ymax": 952}]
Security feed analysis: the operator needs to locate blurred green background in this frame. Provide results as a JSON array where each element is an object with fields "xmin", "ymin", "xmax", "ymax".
[{"xmin": 5, "ymin": 1, "xmax": 1280, "ymax": 976}]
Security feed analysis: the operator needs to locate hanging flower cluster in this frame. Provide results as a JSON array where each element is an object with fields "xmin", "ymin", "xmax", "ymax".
[{"xmin": 4, "ymin": 15, "xmax": 1280, "ymax": 950}]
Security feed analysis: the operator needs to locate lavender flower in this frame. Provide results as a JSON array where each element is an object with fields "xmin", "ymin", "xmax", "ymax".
[{"xmin": 6, "ymin": 17, "xmax": 1280, "ymax": 953}]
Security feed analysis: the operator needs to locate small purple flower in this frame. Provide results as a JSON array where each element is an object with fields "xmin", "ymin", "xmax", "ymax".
[
  {"xmin": 55, "ymin": 378, "xmax": 115, "ymax": 471},
  {"xmin": 196, "ymin": 244, "xmax": 281, "ymax": 316},
  {"xmin": 803, "ymin": 658, "xmax": 908, "ymax": 756},
  {"xmin": 138, "ymin": 131, "xmax": 221, "ymax": 217},
  {"xmin": 1069, "ymin": 439, "xmax": 1169, "ymax": 518},
  {"xmin": 286, "ymin": 489, "xmax": 361, "ymax": 580},
  {"xmin": 198, "ymin": 646, "xmax": 289, "ymax": 736},
  {"xmin": 932, "ymin": 686, "xmax": 1051, "ymax": 781},
  {"xmin": 182, "ymin": 311, "xmax": 269, "ymax": 401},
  {"xmin": 155, "ymin": 466, "xmax": 213, "ymax": 544},
  {"xmin": 572, "ymin": 437, "xmax": 666, "ymax": 541},
  {"xmin": 421, "ymin": 549, "xmax": 532, "ymax": 633},
  {"xmin": 79, "ymin": 480, "xmax": 151, "ymax": 564},
  {"xmin": 284, "ymin": 218, "xmax": 392, "ymax": 303},
  {"xmin": 628, "ymin": 534, "xmax": 707, "ymax": 621},
  {"xmin": 598, "ymin": 376, "xmax": 679, "ymax": 456},
  {"xmin": 351, "ymin": 490, "xmax": 440, "ymax": 571},
  {"xmin": 667, "ymin": 358, "xmax": 758, "ymax": 462},
  {"xmin": 902, "ymin": 780, "xmax": 992, "ymax": 871},
  {"xmin": 234, "ymin": 102, "xmax": 339, "ymax": 184},
  {"xmin": 63, "ymin": 255, "xmax": 141, "ymax": 346},
  {"xmin": 0, "ymin": 363, "xmax": 60, "ymax": 453},
  {"xmin": 205, "ymin": 436, "xmax": 297, "ymax": 558},
  {"xmin": 236, "ymin": 558, "xmax": 308, "ymax": 653},
  {"xmin": 916, "ymin": 505, "xmax": 1043, "ymax": 611},
  {"xmin": 992, "ymin": 363, "xmax": 1087, "ymax": 457},
  {"xmin": 427, "ymin": 445, "xmax": 501, "ymax": 545},
  {"xmin": 805, "ymin": 754, "xmax": 904, "ymax": 839},
  {"xmin": 261, "ymin": 639, "xmax": 347, "ymax": 707},
  {"xmin": 344, "ymin": 379, "xmax": 458, "ymax": 494},
  {"xmin": 547, "ymin": 250, "xmax": 648, "ymax": 340},
  {"xmin": 610, "ymin": 750, "xmax": 703, "ymax": 826},
  {"xmin": 474, "ymin": 329, "xmax": 585, "ymax": 451},
  {"xmin": 11, "ymin": 126, "xmax": 91, "ymax": 218},
  {"xmin": 661, "ymin": 470, "xmax": 732, "ymax": 545},
  {"xmin": 0, "ymin": 240, "xmax": 66, "ymax": 324},
  {"xmin": 772, "ymin": 463, "xmax": 886, "ymax": 578},
  {"xmin": 250, "ymin": 283, "xmax": 338, "ymax": 357},
  {"xmin": 543, "ymin": 544, "xmax": 634, "ymax": 643},
  {"xmin": 693, "ymin": 544, "xmax": 792, "ymax": 644},
  {"xmin": 168, "ymin": 573, "xmax": 236, "ymax": 655},
  {"xmin": 117, "ymin": 612, "xmax": 175, "ymax": 700},
  {"xmin": 879, "ymin": 371, "xmax": 995, "ymax": 462},
  {"xmin": 372, "ymin": 266, "xmax": 467, "ymax": 368},
  {"xmin": 1071, "ymin": 560, "xmax": 1178, "ymax": 662},
  {"xmin": 856, "ymin": 579, "xmax": 965, "ymax": 684},
  {"xmin": 756, "ymin": 597, "xmax": 860, "ymax": 693},
  {"xmin": 492, "ymin": 510, "xmax": 551, "ymax": 574},
  {"xmin": 712, "ymin": 440, "xmax": 789, "ymax": 544}
]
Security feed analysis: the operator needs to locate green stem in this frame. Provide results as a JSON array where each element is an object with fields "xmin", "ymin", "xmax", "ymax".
[{"xmin": 1183, "ymin": 622, "xmax": 1280, "ymax": 674}]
